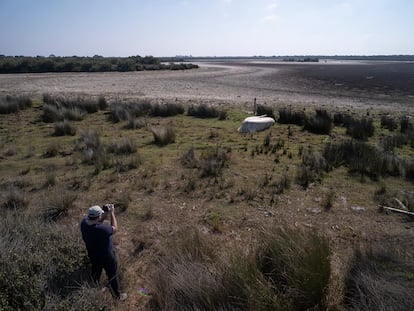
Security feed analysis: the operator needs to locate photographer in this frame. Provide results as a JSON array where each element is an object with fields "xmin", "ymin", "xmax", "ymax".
[{"xmin": 80, "ymin": 204, "xmax": 127, "ymax": 300}]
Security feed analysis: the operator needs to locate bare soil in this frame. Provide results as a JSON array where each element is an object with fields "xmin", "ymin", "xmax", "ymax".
[{"xmin": 1, "ymin": 61, "xmax": 413, "ymax": 112}]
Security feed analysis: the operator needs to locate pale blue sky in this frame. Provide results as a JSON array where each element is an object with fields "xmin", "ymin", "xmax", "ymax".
[{"xmin": 0, "ymin": 0, "xmax": 413, "ymax": 57}]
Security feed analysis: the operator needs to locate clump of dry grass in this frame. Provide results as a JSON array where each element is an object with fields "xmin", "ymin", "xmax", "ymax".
[
  {"xmin": 150, "ymin": 226, "xmax": 331, "ymax": 311},
  {"xmin": 0, "ymin": 95, "xmax": 32, "ymax": 114},
  {"xmin": 151, "ymin": 126, "xmax": 176, "ymax": 145},
  {"xmin": 344, "ymin": 245, "xmax": 414, "ymax": 310}
]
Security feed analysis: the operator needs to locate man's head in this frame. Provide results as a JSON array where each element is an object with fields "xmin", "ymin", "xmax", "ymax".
[{"xmin": 88, "ymin": 205, "xmax": 104, "ymax": 220}]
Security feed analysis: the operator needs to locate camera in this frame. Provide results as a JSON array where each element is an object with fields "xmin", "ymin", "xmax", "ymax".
[{"xmin": 103, "ymin": 203, "xmax": 114, "ymax": 212}]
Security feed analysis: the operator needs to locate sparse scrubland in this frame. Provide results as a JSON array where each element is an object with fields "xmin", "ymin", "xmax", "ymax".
[{"xmin": 1, "ymin": 69, "xmax": 414, "ymax": 310}]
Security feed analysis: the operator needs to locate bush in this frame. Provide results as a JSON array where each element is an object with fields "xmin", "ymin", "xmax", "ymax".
[
  {"xmin": 296, "ymin": 146, "xmax": 327, "ymax": 187},
  {"xmin": 151, "ymin": 126, "xmax": 176, "ymax": 146},
  {"xmin": 344, "ymin": 245, "xmax": 414, "ymax": 310},
  {"xmin": 180, "ymin": 147, "xmax": 197, "ymax": 169},
  {"xmin": 324, "ymin": 139, "xmax": 403, "ymax": 179},
  {"xmin": 257, "ymin": 227, "xmax": 331, "ymax": 310},
  {"xmin": 0, "ymin": 211, "xmax": 89, "ymax": 310},
  {"xmin": 303, "ymin": 109, "xmax": 333, "ymax": 135},
  {"xmin": 150, "ymin": 226, "xmax": 330, "ymax": 311},
  {"xmin": 42, "ymin": 104, "xmax": 84, "ymax": 123},
  {"xmin": 345, "ymin": 117, "xmax": 375, "ymax": 140},
  {"xmin": 2, "ymin": 186, "xmax": 28, "ymax": 209},
  {"xmin": 278, "ymin": 107, "xmax": 305, "ymax": 125},
  {"xmin": 42, "ymin": 94, "xmax": 104, "ymax": 115},
  {"xmin": 401, "ymin": 116, "xmax": 413, "ymax": 134},
  {"xmin": 107, "ymin": 137, "xmax": 137, "ymax": 155},
  {"xmin": 150, "ymin": 102, "xmax": 185, "ymax": 117},
  {"xmin": 74, "ymin": 130, "xmax": 107, "ymax": 166},
  {"xmin": 53, "ymin": 120, "xmax": 76, "ymax": 136},
  {"xmin": 380, "ymin": 115, "xmax": 398, "ymax": 131},
  {"xmin": 0, "ymin": 95, "xmax": 32, "ymax": 114},
  {"xmin": 257, "ymin": 104, "xmax": 275, "ymax": 119},
  {"xmin": 125, "ymin": 116, "xmax": 146, "ymax": 129},
  {"xmin": 333, "ymin": 111, "xmax": 352, "ymax": 127},
  {"xmin": 187, "ymin": 104, "xmax": 219, "ymax": 118},
  {"xmin": 199, "ymin": 146, "xmax": 230, "ymax": 178},
  {"xmin": 42, "ymin": 189, "xmax": 77, "ymax": 222}
]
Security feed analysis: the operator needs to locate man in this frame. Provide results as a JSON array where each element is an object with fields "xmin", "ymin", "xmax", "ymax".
[{"xmin": 80, "ymin": 204, "xmax": 127, "ymax": 300}]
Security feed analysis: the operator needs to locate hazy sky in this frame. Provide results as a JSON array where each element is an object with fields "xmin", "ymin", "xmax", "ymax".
[{"xmin": 0, "ymin": 0, "xmax": 413, "ymax": 57}]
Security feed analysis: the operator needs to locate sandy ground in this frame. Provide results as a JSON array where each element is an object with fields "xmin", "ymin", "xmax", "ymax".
[{"xmin": 1, "ymin": 61, "xmax": 413, "ymax": 112}]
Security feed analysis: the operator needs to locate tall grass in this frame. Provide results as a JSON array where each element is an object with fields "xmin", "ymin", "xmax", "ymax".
[
  {"xmin": 150, "ymin": 102, "xmax": 185, "ymax": 117},
  {"xmin": 151, "ymin": 126, "xmax": 176, "ymax": 146},
  {"xmin": 187, "ymin": 104, "xmax": 219, "ymax": 118},
  {"xmin": 303, "ymin": 109, "xmax": 333, "ymax": 135},
  {"xmin": 296, "ymin": 146, "xmax": 327, "ymax": 187},
  {"xmin": 323, "ymin": 139, "xmax": 403, "ymax": 179},
  {"xmin": 0, "ymin": 95, "xmax": 32, "ymax": 114},
  {"xmin": 256, "ymin": 104, "xmax": 275, "ymax": 119},
  {"xmin": 199, "ymin": 146, "xmax": 230, "ymax": 178},
  {"xmin": 0, "ymin": 211, "xmax": 94, "ymax": 310},
  {"xmin": 278, "ymin": 107, "xmax": 305, "ymax": 125},
  {"xmin": 345, "ymin": 117, "xmax": 375, "ymax": 140},
  {"xmin": 344, "ymin": 245, "xmax": 414, "ymax": 310},
  {"xmin": 150, "ymin": 226, "xmax": 331, "ymax": 311}
]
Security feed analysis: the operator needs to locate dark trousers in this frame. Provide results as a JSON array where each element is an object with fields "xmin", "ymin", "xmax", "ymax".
[{"xmin": 91, "ymin": 254, "xmax": 120, "ymax": 298}]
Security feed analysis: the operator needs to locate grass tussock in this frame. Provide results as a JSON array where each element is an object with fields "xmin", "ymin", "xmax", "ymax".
[
  {"xmin": 107, "ymin": 137, "xmax": 137, "ymax": 155},
  {"xmin": 344, "ymin": 245, "xmax": 414, "ymax": 310},
  {"xmin": 53, "ymin": 120, "xmax": 76, "ymax": 136},
  {"xmin": 324, "ymin": 139, "xmax": 403, "ymax": 180},
  {"xmin": 0, "ymin": 95, "xmax": 32, "ymax": 114},
  {"xmin": 278, "ymin": 107, "xmax": 305, "ymax": 125},
  {"xmin": 256, "ymin": 104, "xmax": 275, "ymax": 119},
  {"xmin": 303, "ymin": 109, "xmax": 333, "ymax": 135},
  {"xmin": 151, "ymin": 126, "xmax": 176, "ymax": 146},
  {"xmin": 2, "ymin": 186, "xmax": 28, "ymax": 209},
  {"xmin": 150, "ymin": 102, "xmax": 185, "ymax": 117},
  {"xmin": 199, "ymin": 146, "xmax": 230, "ymax": 178},
  {"xmin": 150, "ymin": 226, "xmax": 330, "ymax": 311},
  {"xmin": 187, "ymin": 103, "xmax": 219, "ymax": 118},
  {"xmin": 0, "ymin": 211, "xmax": 95, "ymax": 311}
]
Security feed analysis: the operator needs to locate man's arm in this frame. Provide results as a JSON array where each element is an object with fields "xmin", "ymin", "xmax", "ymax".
[{"xmin": 109, "ymin": 207, "xmax": 118, "ymax": 233}]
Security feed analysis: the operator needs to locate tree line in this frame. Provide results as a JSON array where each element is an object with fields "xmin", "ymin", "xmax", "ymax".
[{"xmin": 0, "ymin": 55, "xmax": 198, "ymax": 73}]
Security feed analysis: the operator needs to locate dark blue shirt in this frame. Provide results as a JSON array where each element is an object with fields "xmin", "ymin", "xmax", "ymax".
[{"xmin": 81, "ymin": 217, "xmax": 114, "ymax": 263}]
